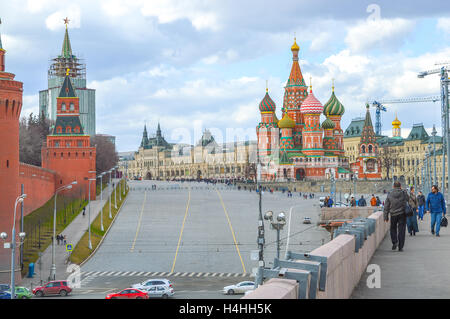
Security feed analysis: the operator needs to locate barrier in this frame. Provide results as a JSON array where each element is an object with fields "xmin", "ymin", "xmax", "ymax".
[{"xmin": 243, "ymin": 211, "xmax": 389, "ymax": 299}]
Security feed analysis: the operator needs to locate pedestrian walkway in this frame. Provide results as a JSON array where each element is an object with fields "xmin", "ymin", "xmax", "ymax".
[
  {"xmin": 20, "ymin": 179, "xmax": 122, "ymax": 288},
  {"xmin": 352, "ymin": 212, "xmax": 449, "ymax": 298}
]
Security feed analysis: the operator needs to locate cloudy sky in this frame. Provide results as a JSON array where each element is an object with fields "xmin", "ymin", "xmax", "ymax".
[{"xmin": 2, "ymin": 0, "xmax": 450, "ymax": 152}]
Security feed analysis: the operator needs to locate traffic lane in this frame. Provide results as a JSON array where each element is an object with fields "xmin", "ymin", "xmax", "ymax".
[{"xmin": 172, "ymin": 188, "xmax": 246, "ymax": 274}]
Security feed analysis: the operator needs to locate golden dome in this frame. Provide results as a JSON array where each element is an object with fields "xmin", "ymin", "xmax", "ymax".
[
  {"xmin": 291, "ymin": 37, "xmax": 299, "ymax": 51},
  {"xmin": 278, "ymin": 113, "xmax": 296, "ymax": 129},
  {"xmin": 392, "ymin": 115, "xmax": 401, "ymax": 128}
]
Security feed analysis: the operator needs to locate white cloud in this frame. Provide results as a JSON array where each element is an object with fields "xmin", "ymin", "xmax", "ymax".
[
  {"xmin": 45, "ymin": 6, "xmax": 82, "ymax": 31},
  {"xmin": 345, "ymin": 18, "xmax": 415, "ymax": 53},
  {"xmin": 437, "ymin": 17, "xmax": 450, "ymax": 34},
  {"xmin": 21, "ymin": 94, "xmax": 39, "ymax": 118}
]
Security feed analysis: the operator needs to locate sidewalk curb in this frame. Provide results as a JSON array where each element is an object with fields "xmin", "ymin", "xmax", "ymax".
[{"xmin": 78, "ymin": 188, "xmax": 130, "ymax": 267}]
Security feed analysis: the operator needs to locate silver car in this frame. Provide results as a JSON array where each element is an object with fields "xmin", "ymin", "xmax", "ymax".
[
  {"xmin": 146, "ymin": 286, "xmax": 174, "ymax": 299},
  {"xmin": 223, "ymin": 281, "xmax": 255, "ymax": 295},
  {"xmin": 132, "ymin": 279, "xmax": 172, "ymax": 291}
]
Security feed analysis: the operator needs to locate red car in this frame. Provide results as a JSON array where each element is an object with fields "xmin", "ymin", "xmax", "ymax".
[
  {"xmin": 32, "ymin": 280, "xmax": 72, "ymax": 297},
  {"xmin": 105, "ymin": 288, "xmax": 149, "ymax": 299}
]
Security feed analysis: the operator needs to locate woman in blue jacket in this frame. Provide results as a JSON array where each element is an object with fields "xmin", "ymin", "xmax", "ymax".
[{"xmin": 426, "ymin": 185, "xmax": 447, "ymax": 237}]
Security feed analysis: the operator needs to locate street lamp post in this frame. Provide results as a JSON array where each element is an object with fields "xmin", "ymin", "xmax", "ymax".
[
  {"xmin": 97, "ymin": 172, "xmax": 106, "ymax": 231},
  {"xmin": 87, "ymin": 178, "xmax": 96, "ymax": 250},
  {"xmin": 263, "ymin": 211, "xmax": 287, "ymax": 260},
  {"xmin": 432, "ymin": 125, "xmax": 437, "ymax": 188},
  {"xmin": 428, "ymin": 143, "xmax": 432, "ymax": 187},
  {"xmin": 1, "ymin": 194, "xmax": 27, "ymax": 299},
  {"xmin": 50, "ymin": 181, "xmax": 77, "ymax": 281},
  {"xmin": 114, "ymin": 166, "xmax": 118, "ymax": 209},
  {"xmin": 108, "ymin": 169, "xmax": 113, "ymax": 218}
]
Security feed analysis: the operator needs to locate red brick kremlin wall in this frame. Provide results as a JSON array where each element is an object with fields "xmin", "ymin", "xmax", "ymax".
[{"xmin": 18, "ymin": 163, "xmax": 57, "ymax": 216}]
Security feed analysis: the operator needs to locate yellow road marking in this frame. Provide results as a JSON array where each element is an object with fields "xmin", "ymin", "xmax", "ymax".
[
  {"xmin": 130, "ymin": 191, "xmax": 147, "ymax": 252},
  {"xmin": 170, "ymin": 188, "xmax": 191, "ymax": 273},
  {"xmin": 216, "ymin": 189, "xmax": 246, "ymax": 274}
]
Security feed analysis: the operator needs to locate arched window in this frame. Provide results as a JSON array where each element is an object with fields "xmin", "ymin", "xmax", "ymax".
[
  {"xmin": 368, "ymin": 145, "xmax": 373, "ymax": 153},
  {"xmin": 69, "ymin": 103, "xmax": 74, "ymax": 111},
  {"xmin": 362, "ymin": 145, "xmax": 366, "ymax": 153},
  {"xmin": 56, "ymin": 126, "xmax": 62, "ymax": 134},
  {"xmin": 61, "ymin": 103, "xmax": 66, "ymax": 111},
  {"xmin": 66, "ymin": 126, "xmax": 71, "ymax": 133}
]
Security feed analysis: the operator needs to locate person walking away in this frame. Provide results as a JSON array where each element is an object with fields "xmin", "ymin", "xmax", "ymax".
[
  {"xmin": 82, "ymin": 207, "xmax": 86, "ymax": 217},
  {"xmin": 376, "ymin": 196, "xmax": 381, "ymax": 206},
  {"xmin": 417, "ymin": 191, "xmax": 426, "ymax": 221},
  {"xmin": 406, "ymin": 186, "xmax": 419, "ymax": 236},
  {"xmin": 350, "ymin": 197, "xmax": 356, "ymax": 207},
  {"xmin": 426, "ymin": 185, "xmax": 447, "ymax": 237},
  {"xmin": 56, "ymin": 234, "xmax": 60, "ymax": 245},
  {"xmin": 358, "ymin": 195, "xmax": 367, "ymax": 207},
  {"xmin": 370, "ymin": 195, "xmax": 377, "ymax": 206},
  {"xmin": 63, "ymin": 235, "xmax": 67, "ymax": 246},
  {"xmin": 328, "ymin": 197, "xmax": 333, "ymax": 207},
  {"xmin": 384, "ymin": 181, "xmax": 408, "ymax": 251}
]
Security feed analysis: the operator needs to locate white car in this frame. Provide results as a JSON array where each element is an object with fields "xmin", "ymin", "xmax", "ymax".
[
  {"xmin": 132, "ymin": 279, "xmax": 172, "ymax": 291},
  {"xmin": 319, "ymin": 197, "xmax": 326, "ymax": 207},
  {"xmin": 223, "ymin": 281, "xmax": 255, "ymax": 295},
  {"xmin": 146, "ymin": 285, "xmax": 174, "ymax": 299},
  {"xmin": 303, "ymin": 217, "xmax": 312, "ymax": 224}
]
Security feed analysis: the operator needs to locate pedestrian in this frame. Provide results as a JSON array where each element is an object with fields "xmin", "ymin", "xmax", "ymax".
[
  {"xmin": 426, "ymin": 185, "xmax": 447, "ymax": 237},
  {"xmin": 358, "ymin": 195, "xmax": 367, "ymax": 207},
  {"xmin": 328, "ymin": 197, "xmax": 333, "ymax": 207},
  {"xmin": 63, "ymin": 235, "xmax": 67, "ymax": 246},
  {"xmin": 376, "ymin": 196, "xmax": 381, "ymax": 206},
  {"xmin": 350, "ymin": 197, "xmax": 356, "ymax": 207},
  {"xmin": 406, "ymin": 186, "xmax": 419, "ymax": 236},
  {"xmin": 82, "ymin": 207, "xmax": 86, "ymax": 217},
  {"xmin": 370, "ymin": 194, "xmax": 377, "ymax": 206},
  {"xmin": 417, "ymin": 191, "xmax": 426, "ymax": 221},
  {"xmin": 384, "ymin": 181, "xmax": 408, "ymax": 251},
  {"xmin": 56, "ymin": 234, "xmax": 60, "ymax": 245}
]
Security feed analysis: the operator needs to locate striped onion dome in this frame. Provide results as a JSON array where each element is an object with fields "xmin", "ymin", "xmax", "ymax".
[
  {"xmin": 300, "ymin": 88, "xmax": 323, "ymax": 114},
  {"xmin": 278, "ymin": 113, "xmax": 296, "ymax": 129},
  {"xmin": 392, "ymin": 115, "xmax": 401, "ymax": 128},
  {"xmin": 321, "ymin": 118, "xmax": 335, "ymax": 129},
  {"xmin": 323, "ymin": 91, "xmax": 345, "ymax": 116},
  {"xmin": 259, "ymin": 91, "xmax": 276, "ymax": 112}
]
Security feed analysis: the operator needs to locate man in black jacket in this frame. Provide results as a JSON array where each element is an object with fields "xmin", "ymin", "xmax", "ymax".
[
  {"xmin": 384, "ymin": 181, "xmax": 408, "ymax": 251},
  {"xmin": 417, "ymin": 191, "xmax": 426, "ymax": 221}
]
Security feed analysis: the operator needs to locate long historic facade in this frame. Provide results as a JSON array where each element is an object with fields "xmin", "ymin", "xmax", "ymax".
[
  {"xmin": 122, "ymin": 125, "xmax": 257, "ymax": 180},
  {"xmin": 256, "ymin": 39, "xmax": 351, "ymax": 181}
]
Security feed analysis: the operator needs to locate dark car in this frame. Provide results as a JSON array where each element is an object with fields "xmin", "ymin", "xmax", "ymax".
[
  {"xmin": 0, "ymin": 284, "xmax": 10, "ymax": 293},
  {"xmin": 32, "ymin": 280, "xmax": 72, "ymax": 297},
  {"xmin": 0, "ymin": 291, "xmax": 11, "ymax": 299}
]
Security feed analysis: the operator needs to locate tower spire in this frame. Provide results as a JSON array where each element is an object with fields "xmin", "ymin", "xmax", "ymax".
[
  {"xmin": 0, "ymin": 17, "xmax": 3, "ymax": 50},
  {"xmin": 61, "ymin": 17, "xmax": 73, "ymax": 59}
]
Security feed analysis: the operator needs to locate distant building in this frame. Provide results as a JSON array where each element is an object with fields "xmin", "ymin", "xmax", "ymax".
[
  {"xmin": 121, "ymin": 124, "xmax": 257, "ymax": 180},
  {"xmin": 39, "ymin": 22, "xmax": 96, "ymax": 136}
]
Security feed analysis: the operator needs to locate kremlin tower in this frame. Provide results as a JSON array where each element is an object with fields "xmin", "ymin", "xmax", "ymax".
[{"xmin": 0, "ymin": 22, "xmax": 24, "ymax": 283}]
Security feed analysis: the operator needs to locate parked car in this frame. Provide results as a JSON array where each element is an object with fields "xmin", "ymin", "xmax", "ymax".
[
  {"xmin": 5, "ymin": 287, "xmax": 32, "ymax": 299},
  {"xmin": 32, "ymin": 280, "xmax": 72, "ymax": 297},
  {"xmin": 132, "ymin": 278, "xmax": 172, "ymax": 291},
  {"xmin": 334, "ymin": 202, "xmax": 349, "ymax": 207},
  {"xmin": 105, "ymin": 288, "xmax": 149, "ymax": 299},
  {"xmin": 0, "ymin": 291, "xmax": 11, "ymax": 299},
  {"xmin": 0, "ymin": 284, "xmax": 10, "ymax": 293},
  {"xmin": 146, "ymin": 285, "xmax": 174, "ymax": 299},
  {"xmin": 223, "ymin": 281, "xmax": 255, "ymax": 295},
  {"xmin": 303, "ymin": 217, "xmax": 312, "ymax": 224}
]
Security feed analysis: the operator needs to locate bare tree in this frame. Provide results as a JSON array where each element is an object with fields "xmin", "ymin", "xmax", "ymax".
[
  {"xmin": 91, "ymin": 135, "xmax": 118, "ymax": 175},
  {"xmin": 19, "ymin": 112, "xmax": 52, "ymax": 166},
  {"xmin": 380, "ymin": 145, "xmax": 395, "ymax": 180}
]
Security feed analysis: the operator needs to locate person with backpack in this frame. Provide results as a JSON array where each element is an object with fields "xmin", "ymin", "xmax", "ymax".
[
  {"xmin": 384, "ymin": 181, "xmax": 408, "ymax": 251},
  {"xmin": 426, "ymin": 185, "xmax": 446, "ymax": 237},
  {"xmin": 406, "ymin": 186, "xmax": 419, "ymax": 236},
  {"xmin": 417, "ymin": 191, "xmax": 426, "ymax": 221}
]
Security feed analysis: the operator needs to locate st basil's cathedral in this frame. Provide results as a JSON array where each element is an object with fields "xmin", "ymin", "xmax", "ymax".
[{"xmin": 256, "ymin": 38, "xmax": 353, "ymax": 181}]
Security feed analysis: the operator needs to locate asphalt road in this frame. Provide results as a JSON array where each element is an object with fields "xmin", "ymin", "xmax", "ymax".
[{"xmin": 60, "ymin": 180, "xmax": 331, "ymax": 298}]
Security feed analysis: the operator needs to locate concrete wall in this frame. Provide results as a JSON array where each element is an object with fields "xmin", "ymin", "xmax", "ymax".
[
  {"xmin": 320, "ymin": 207, "xmax": 378, "ymax": 221},
  {"xmin": 18, "ymin": 163, "xmax": 57, "ymax": 216},
  {"xmin": 243, "ymin": 211, "xmax": 389, "ymax": 299}
]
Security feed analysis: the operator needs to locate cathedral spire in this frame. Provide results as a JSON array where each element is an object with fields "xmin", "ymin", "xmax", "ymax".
[
  {"xmin": 61, "ymin": 17, "xmax": 73, "ymax": 59},
  {"xmin": 0, "ymin": 17, "xmax": 3, "ymax": 50}
]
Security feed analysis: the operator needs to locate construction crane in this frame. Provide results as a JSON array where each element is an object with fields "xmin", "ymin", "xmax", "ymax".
[
  {"xmin": 417, "ymin": 65, "xmax": 450, "ymax": 197},
  {"xmin": 370, "ymin": 96, "xmax": 439, "ymax": 135}
]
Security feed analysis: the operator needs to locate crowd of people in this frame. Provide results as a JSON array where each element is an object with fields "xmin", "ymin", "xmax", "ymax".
[{"xmin": 384, "ymin": 182, "xmax": 447, "ymax": 252}]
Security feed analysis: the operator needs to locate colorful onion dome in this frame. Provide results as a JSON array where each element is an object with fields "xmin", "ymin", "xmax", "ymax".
[
  {"xmin": 278, "ymin": 113, "xmax": 296, "ymax": 129},
  {"xmin": 323, "ymin": 90, "xmax": 345, "ymax": 116},
  {"xmin": 259, "ymin": 90, "xmax": 276, "ymax": 112},
  {"xmin": 392, "ymin": 115, "xmax": 401, "ymax": 128},
  {"xmin": 291, "ymin": 37, "xmax": 300, "ymax": 51},
  {"xmin": 321, "ymin": 118, "xmax": 335, "ymax": 130},
  {"xmin": 300, "ymin": 86, "xmax": 323, "ymax": 114}
]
